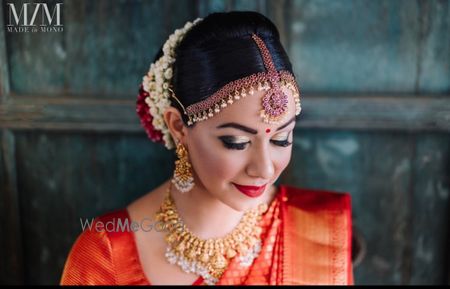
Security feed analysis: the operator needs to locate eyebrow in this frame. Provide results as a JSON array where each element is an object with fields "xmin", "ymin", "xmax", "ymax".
[
  {"xmin": 276, "ymin": 116, "xmax": 296, "ymax": 131},
  {"xmin": 216, "ymin": 116, "xmax": 296, "ymax": 134},
  {"xmin": 216, "ymin": 123, "xmax": 258, "ymax": 134}
]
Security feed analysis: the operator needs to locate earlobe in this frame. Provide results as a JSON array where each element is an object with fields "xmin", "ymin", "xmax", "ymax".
[{"xmin": 164, "ymin": 107, "xmax": 187, "ymax": 143}]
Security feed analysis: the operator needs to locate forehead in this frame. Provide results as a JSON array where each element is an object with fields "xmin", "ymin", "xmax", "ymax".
[{"xmin": 198, "ymin": 86, "xmax": 297, "ymax": 129}]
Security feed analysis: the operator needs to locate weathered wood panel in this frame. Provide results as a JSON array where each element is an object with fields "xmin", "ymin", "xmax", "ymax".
[
  {"xmin": 0, "ymin": 133, "xmax": 3, "ymax": 281},
  {"xmin": 13, "ymin": 131, "xmax": 173, "ymax": 284},
  {"xmin": 197, "ymin": 0, "xmax": 230, "ymax": 15},
  {"xmin": 6, "ymin": 0, "xmax": 197, "ymax": 97},
  {"xmin": 7, "ymin": 0, "xmax": 448, "ymax": 97},
  {"xmin": 0, "ymin": 130, "xmax": 24, "ymax": 285},
  {"xmin": 5, "ymin": 0, "xmax": 66, "ymax": 96},
  {"xmin": 416, "ymin": 1, "xmax": 449, "ymax": 93},
  {"xmin": 1, "ymin": 95, "xmax": 449, "ymax": 131},
  {"xmin": 288, "ymin": 0, "xmax": 449, "ymax": 93},
  {"xmin": 410, "ymin": 133, "xmax": 450, "ymax": 284},
  {"xmin": 281, "ymin": 129, "xmax": 450, "ymax": 284},
  {"xmin": 0, "ymin": 0, "xmax": 10, "ymax": 100},
  {"xmin": 265, "ymin": 0, "xmax": 290, "ymax": 47},
  {"xmin": 233, "ymin": 0, "xmax": 266, "ymax": 12}
]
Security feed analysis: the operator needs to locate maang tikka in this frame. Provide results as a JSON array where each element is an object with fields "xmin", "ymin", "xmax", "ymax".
[
  {"xmin": 172, "ymin": 141, "xmax": 194, "ymax": 193},
  {"xmin": 182, "ymin": 34, "xmax": 301, "ymax": 126}
]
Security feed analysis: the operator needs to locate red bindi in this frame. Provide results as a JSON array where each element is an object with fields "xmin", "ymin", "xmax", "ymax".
[{"xmin": 266, "ymin": 128, "xmax": 271, "ymax": 133}]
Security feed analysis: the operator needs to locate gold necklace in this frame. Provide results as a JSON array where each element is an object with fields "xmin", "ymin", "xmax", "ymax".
[{"xmin": 155, "ymin": 186, "xmax": 268, "ymax": 285}]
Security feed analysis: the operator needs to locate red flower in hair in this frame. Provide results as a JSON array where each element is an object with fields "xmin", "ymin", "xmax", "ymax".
[{"xmin": 136, "ymin": 85, "xmax": 164, "ymax": 144}]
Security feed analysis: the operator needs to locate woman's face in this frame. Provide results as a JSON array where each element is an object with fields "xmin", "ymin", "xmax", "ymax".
[
  {"xmin": 185, "ymin": 87, "xmax": 297, "ymax": 212},
  {"xmin": 186, "ymin": 88, "xmax": 295, "ymax": 211}
]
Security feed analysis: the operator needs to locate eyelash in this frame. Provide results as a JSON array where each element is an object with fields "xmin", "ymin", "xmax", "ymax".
[
  {"xmin": 222, "ymin": 142, "xmax": 248, "ymax": 150},
  {"xmin": 271, "ymin": 139, "xmax": 293, "ymax": 147},
  {"xmin": 220, "ymin": 138, "xmax": 292, "ymax": 150}
]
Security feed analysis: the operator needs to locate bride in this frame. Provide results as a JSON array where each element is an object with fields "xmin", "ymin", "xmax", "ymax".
[{"xmin": 60, "ymin": 11, "xmax": 353, "ymax": 285}]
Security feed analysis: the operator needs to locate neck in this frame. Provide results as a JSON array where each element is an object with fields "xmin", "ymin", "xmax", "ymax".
[{"xmin": 169, "ymin": 183, "xmax": 245, "ymax": 239}]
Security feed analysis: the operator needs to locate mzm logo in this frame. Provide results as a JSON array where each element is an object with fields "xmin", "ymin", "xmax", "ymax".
[{"xmin": 6, "ymin": 2, "xmax": 63, "ymax": 33}]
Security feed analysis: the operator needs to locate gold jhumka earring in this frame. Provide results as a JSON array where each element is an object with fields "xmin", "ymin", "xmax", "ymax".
[{"xmin": 171, "ymin": 141, "xmax": 194, "ymax": 193}]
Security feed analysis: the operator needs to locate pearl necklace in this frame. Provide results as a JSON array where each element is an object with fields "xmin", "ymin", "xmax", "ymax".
[{"xmin": 155, "ymin": 187, "xmax": 268, "ymax": 285}]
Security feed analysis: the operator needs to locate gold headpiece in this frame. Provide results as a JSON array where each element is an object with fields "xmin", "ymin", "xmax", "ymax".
[{"xmin": 179, "ymin": 34, "xmax": 301, "ymax": 126}]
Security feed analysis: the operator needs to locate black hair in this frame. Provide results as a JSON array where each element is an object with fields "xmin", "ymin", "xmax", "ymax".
[{"xmin": 154, "ymin": 11, "xmax": 294, "ymax": 125}]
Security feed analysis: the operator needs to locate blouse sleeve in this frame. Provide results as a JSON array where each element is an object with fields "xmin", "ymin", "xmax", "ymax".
[{"xmin": 60, "ymin": 222, "xmax": 117, "ymax": 285}]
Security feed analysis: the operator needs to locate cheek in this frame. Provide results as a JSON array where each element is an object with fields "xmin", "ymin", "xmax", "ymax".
[
  {"xmin": 189, "ymin": 138, "xmax": 244, "ymax": 182},
  {"xmin": 273, "ymin": 147, "xmax": 292, "ymax": 175}
]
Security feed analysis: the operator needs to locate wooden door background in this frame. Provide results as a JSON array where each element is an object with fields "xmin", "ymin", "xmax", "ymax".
[{"xmin": 0, "ymin": 0, "xmax": 449, "ymax": 285}]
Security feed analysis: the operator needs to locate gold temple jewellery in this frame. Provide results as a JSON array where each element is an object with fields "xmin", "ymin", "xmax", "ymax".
[
  {"xmin": 155, "ymin": 184, "xmax": 268, "ymax": 285},
  {"xmin": 171, "ymin": 141, "xmax": 195, "ymax": 193},
  {"xmin": 182, "ymin": 34, "xmax": 301, "ymax": 126}
]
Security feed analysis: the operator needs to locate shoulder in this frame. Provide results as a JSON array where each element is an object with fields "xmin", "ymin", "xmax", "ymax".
[
  {"xmin": 60, "ymin": 209, "xmax": 129, "ymax": 285},
  {"xmin": 280, "ymin": 184, "xmax": 351, "ymax": 213}
]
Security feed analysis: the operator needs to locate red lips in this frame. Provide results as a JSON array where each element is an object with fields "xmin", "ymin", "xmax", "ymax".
[{"xmin": 233, "ymin": 183, "xmax": 267, "ymax": 198}]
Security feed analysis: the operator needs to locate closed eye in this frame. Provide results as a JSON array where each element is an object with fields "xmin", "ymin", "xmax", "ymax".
[
  {"xmin": 219, "ymin": 136, "xmax": 250, "ymax": 150},
  {"xmin": 219, "ymin": 132, "xmax": 293, "ymax": 150},
  {"xmin": 270, "ymin": 139, "xmax": 292, "ymax": 147},
  {"xmin": 270, "ymin": 131, "xmax": 293, "ymax": 147}
]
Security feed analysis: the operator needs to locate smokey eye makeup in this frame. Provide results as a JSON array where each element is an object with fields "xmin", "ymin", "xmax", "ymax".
[
  {"xmin": 219, "ymin": 136, "xmax": 250, "ymax": 150},
  {"xmin": 270, "ymin": 132, "xmax": 293, "ymax": 147},
  {"xmin": 219, "ymin": 132, "xmax": 293, "ymax": 150},
  {"xmin": 270, "ymin": 139, "xmax": 292, "ymax": 147}
]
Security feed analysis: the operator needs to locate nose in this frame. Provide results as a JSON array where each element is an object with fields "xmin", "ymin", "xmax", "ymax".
[{"xmin": 246, "ymin": 142, "xmax": 275, "ymax": 181}]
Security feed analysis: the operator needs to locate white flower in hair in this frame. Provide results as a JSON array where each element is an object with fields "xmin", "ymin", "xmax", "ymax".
[{"xmin": 141, "ymin": 18, "xmax": 202, "ymax": 150}]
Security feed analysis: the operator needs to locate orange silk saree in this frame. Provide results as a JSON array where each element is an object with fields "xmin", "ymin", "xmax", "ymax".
[{"xmin": 61, "ymin": 185, "xmax": 353, "ymax": 285}]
